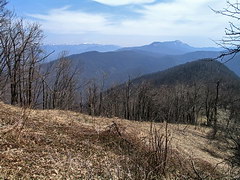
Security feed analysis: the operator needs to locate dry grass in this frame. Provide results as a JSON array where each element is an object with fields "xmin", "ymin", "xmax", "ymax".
[
  {"xmin": 0, "ymin": 102, "xmax": 239, "ymax": 179},
  {"xmin": 0, "ymin": 103, "xmax": 121, "ymax": 179}
]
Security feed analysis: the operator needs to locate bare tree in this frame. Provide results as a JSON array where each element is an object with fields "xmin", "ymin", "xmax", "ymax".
[
  {"xmin": 48, "ymin": 52, "xmax": 79, "ymax": 110},
  {"xmin": 0, "ymin": 19, "xmax": 43, "ymax": 105},
  {"xmin": 214, "ymin": 0, "xmax": 240, "ymax": 59},
  {"xmin": 0, "ymin": 0, "xmax": 44, "ymax": 106},
  {"xmin": 0, "ymin": 0, "xmax": 11, "ymax": 97},
  {"xmin": 213, "ymin": 0, "xmax": 240, "ymax": 164}
]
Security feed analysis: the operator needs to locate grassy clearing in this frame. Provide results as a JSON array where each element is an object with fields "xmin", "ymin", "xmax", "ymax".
[{"xmin": 0, "ymin": 102, "xmax": 239, "ymax": 179}]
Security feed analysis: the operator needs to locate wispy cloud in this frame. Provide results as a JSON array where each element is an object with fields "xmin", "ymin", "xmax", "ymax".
[
  {"xmin": 28, "ymin": 0, "xmax": 231, "ymax": 46},
  {"xmin": 29, "ymin": 6, "xmax": 109, "ymax": 34},
  {"xmin": 91, "ymin": 0, "xmax": 156, "ymax": 6}
]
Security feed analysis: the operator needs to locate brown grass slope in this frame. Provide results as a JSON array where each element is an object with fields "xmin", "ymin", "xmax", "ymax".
[{"xmin": 0, "ymin": 102, "xmax": 239, "ymax": 179}]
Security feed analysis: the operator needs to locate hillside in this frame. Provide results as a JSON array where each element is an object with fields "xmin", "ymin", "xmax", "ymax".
[
  {"xmin": 44, "ymin": 50, "xmax": 178, "ymax": 88},
  {"xmin": 133, "ymin": 59, "xmax": 240, "ymax": 86},
  {"xmin": 42, "ymin": 50, "xmax": 222, "ymax": 89},
  {"xmin": 0, "ymin": 102, "xmax": 239, "ymax": 179}
]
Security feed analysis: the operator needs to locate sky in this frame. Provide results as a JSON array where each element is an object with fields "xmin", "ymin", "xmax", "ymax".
[{"xmin": 7, "ymin": 0, "xmax": 231, "ymax": 47}]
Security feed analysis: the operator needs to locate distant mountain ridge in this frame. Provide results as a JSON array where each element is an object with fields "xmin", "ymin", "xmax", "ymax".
[
  {"xmin": 42, "ymin": 44, "xmax": 121, "ymax": 62},
  {"xmin": 42, "ymin": 40, "xmax": 240, "ymax": 89},
  {"xmin": 119, "ymin": 40, "xmax": 222, "ymax": 55},
  {"xmin": 43, "ymin": 40, "xmax": 222, "ymax": 63}
]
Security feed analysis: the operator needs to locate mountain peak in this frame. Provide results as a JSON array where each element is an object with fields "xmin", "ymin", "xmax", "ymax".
[{"xmin": 173, "ymin": 40, "xmax": 184, "ymax": 44}]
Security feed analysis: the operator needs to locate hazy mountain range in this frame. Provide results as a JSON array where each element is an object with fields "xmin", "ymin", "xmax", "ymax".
[
  {"xmin": 119, "ymin": 40, "xmax": 221, "ymax": 55},
  {"xmin": 42, "ymin": 40, "xmax": 240, "ymax": 88},
  {"xmin": 42, "ymin": 44, "xmax": 121, "ymax": 62}
]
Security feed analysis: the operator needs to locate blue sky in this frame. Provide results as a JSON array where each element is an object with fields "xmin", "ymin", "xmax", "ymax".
[{"xmin": 8, "ymin": 0, "xmax": 230, "ymax": 47}]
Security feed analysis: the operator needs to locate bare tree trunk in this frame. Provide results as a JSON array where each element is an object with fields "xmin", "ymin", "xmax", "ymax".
[{"xmin": 212, "ymin": 81, "xmax": 220, "ymax": 138}]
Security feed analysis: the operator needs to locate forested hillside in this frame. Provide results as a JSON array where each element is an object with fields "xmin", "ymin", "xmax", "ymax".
[
  {"xmin": 133, "ymin": 59, "xmax": 240, "ymax": 86},
  {"xmin": 95, "ymin": 59, "xmax": 240, "ymax": 125}
]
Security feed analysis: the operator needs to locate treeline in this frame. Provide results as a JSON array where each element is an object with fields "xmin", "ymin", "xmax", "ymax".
[{"xmin": 84, "ymin": 79, "xmax": 240, "ymax": 125}]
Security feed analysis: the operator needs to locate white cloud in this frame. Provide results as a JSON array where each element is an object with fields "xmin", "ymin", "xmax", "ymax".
[
  {"xmin": 115, "ymin": 0, "xmax": 229, "ymax": 37},
  {"xmin": 29, "ymin": 0, "xmax": 232, "ymax": 46},
  {"xmin": 29, "ymin": 6, "xmax": 109, "ymax": 34},
  {"xmin": 91, "ymin": 0, "xmax": 155, "ymax": 6}
]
